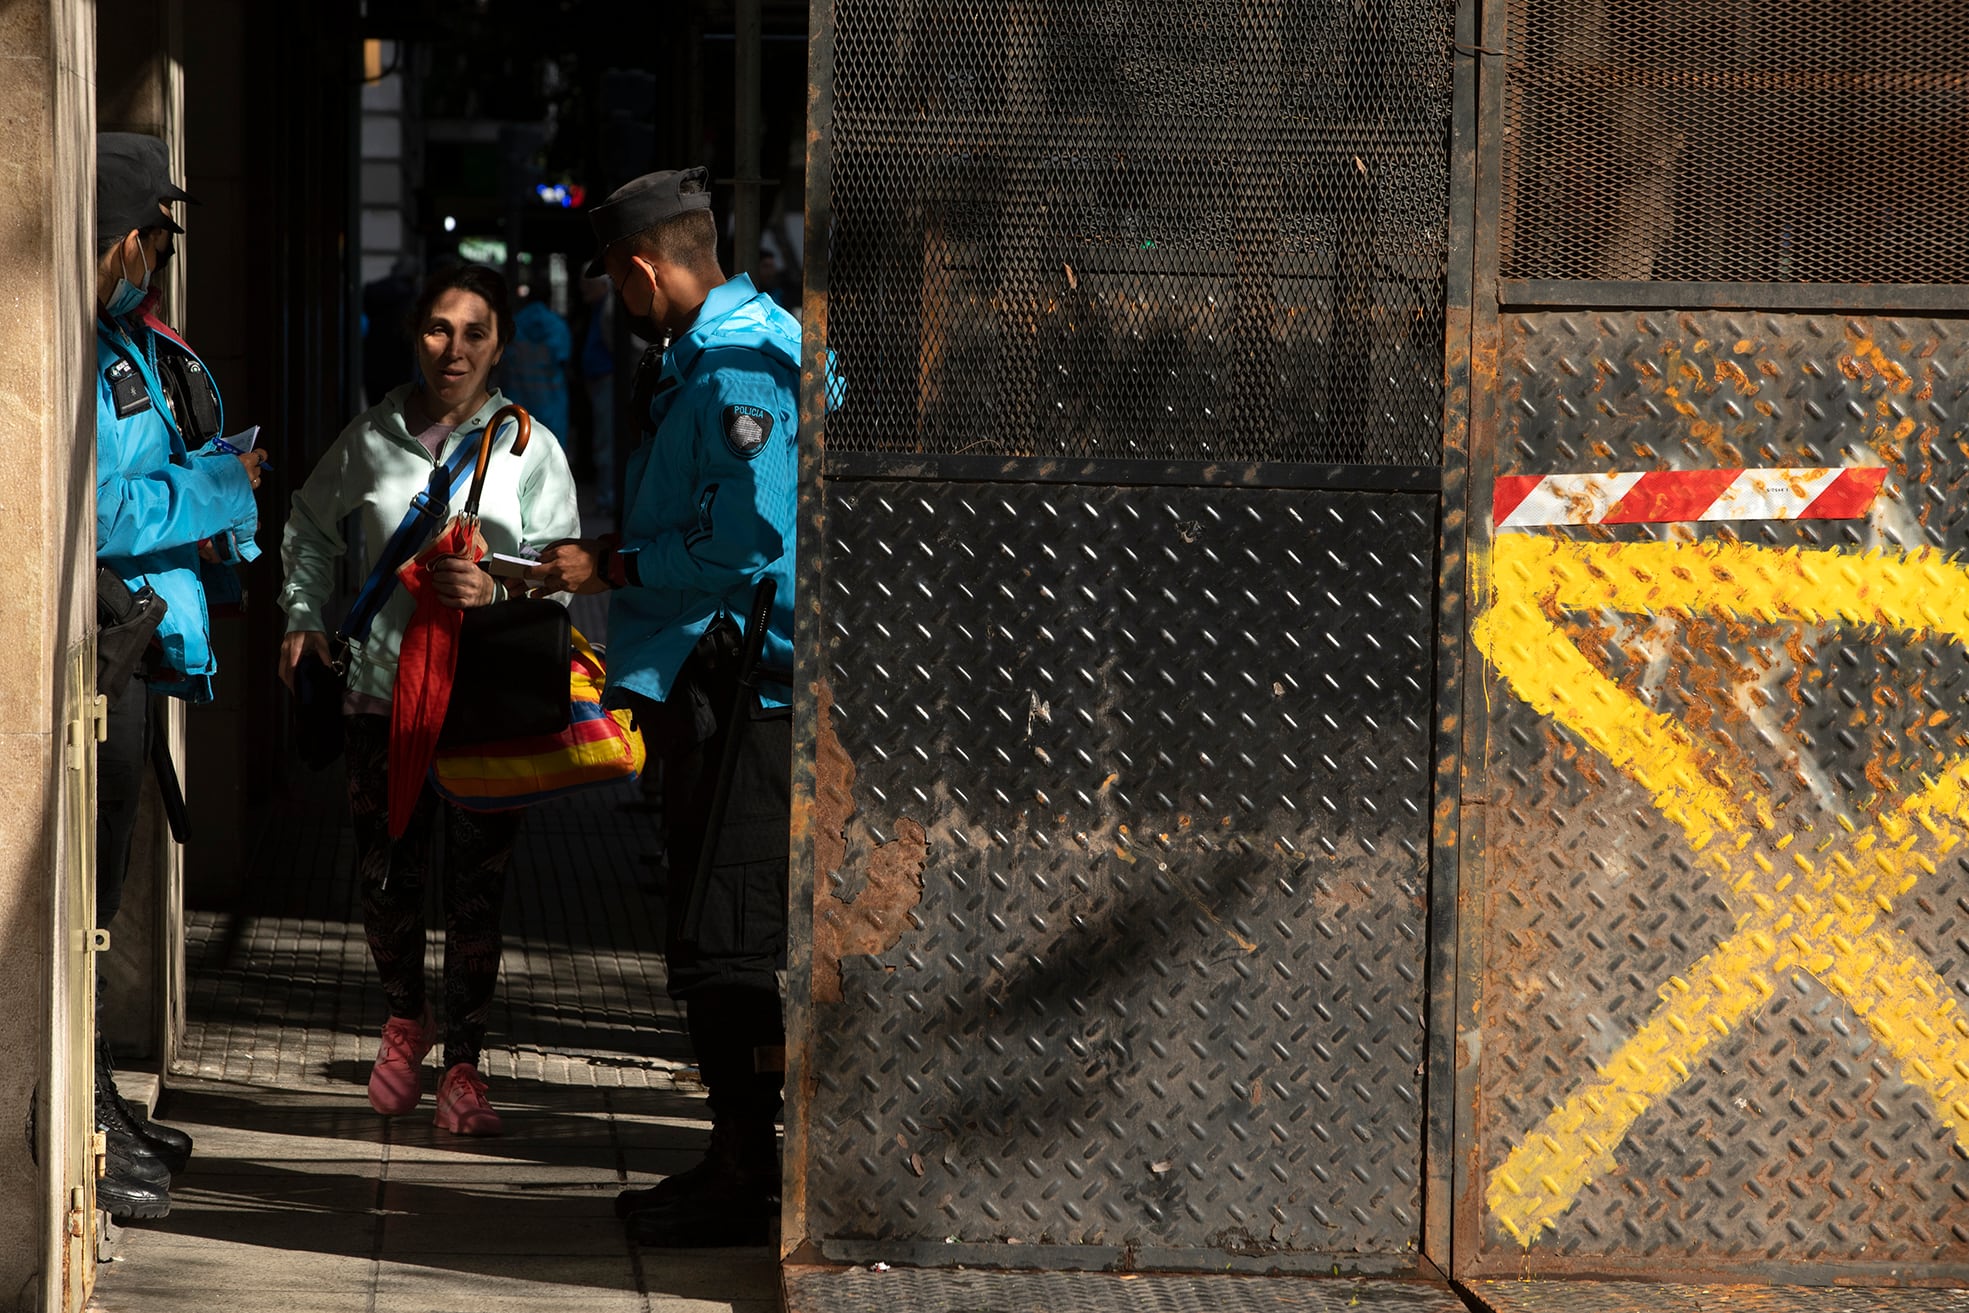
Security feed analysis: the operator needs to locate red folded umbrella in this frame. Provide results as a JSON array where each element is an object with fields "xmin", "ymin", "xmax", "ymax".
[{"xmin": 387, "ymin": 405, "xmax": 532, "ymax": 837}]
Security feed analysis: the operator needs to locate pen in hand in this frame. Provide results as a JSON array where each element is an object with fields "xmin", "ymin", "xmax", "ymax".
[{"xmin": 211, "ymin": 436, "xmax": 272, "ymax": 471}]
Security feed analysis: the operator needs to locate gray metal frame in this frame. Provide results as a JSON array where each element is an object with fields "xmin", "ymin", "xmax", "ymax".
[
  {"xmin": 824, "ymin": 452, "xmax": 1443, "ymax": 494},
  {"xmin": 1447, "ymin": 0, "xmax": 1508, "ymax": 1275},
  {"xmin": 1425, "ymin": 0, "xmax": 1485, "ymax": 1275},
  {"xmin": 782, "ymin": 0, "xmax": 837, "ymax": 1255}
]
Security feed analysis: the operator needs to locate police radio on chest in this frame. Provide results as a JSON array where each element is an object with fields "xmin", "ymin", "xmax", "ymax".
[{"xmin": 152, "ymin": 338, "xmax": 223, "ymax": 445}]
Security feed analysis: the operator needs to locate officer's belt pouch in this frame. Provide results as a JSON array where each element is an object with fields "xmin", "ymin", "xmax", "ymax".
[{"xmin": 96, "ymin": 567, "xmax": 168, "ymax": 699}]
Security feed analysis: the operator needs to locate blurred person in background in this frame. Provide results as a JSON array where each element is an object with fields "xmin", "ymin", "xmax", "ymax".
[
  {"xmin": 363, "ymin": 256, "xmax": 421, "ymax": 407},
  {"xmin": 577, "ymin": 273, "xmax": 618, "ymax": 515},
  {"xmin": 500, "ymin": 280, "xmax": 573, "ymax": 452}
]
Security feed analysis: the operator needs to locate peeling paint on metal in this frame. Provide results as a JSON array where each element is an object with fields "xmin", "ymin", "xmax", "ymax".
[
  {"xmin": 810, "ymin": 676, "xmax": 927, "ymax": 1005},
  {"xmin": 812, "ymin": 818, "xmax": 926, "ymax": 1006}
]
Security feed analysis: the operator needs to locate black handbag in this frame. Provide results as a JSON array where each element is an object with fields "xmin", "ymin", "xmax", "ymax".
[
  {"xmin": 291, "ymin": 649, "xmax": 347, "ymax": 770},
  {"xmin": 97, "ymin": 567, "xmax": 167, "ymax": 699},
  {"xmin": 434, "ymin": 405, "xmax": 570, "ymax": 748},
  {"xmin": 436, "ymin": 598, "xmax": 572, "ymax": 747}
]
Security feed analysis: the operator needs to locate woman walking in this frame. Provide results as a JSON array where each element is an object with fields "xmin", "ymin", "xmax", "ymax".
[{"xmin": 278, "ymin": 264, "xmax": 578, "ymax": 1134}]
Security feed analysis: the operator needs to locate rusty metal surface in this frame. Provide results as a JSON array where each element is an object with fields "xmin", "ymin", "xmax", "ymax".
[
  {"xmin": 1497, "ymin": 0, "xmax": 1969, "ymax": 286},
  {"xmin": 785, "ymin": 1265, "xmax": 1473, "ymax": 1312},
  {"xmin": 783, "ymin": 0, "xmax": 838, "ymax": 1259},
  {"xmin": 816, "ymin": 0, "xmax": 1456, "ymax": 464},
  {"xmin": 799, "ymin": 479, "xmax": 1437, "ymax": 1266},
  {"xmin": 1466, "ymin": 1281, "xmax": 1969, "ymax": 1312},
  {"xmin": 1462, "ymin": 311, "xmax": 1969, "ymax": 1281},
  {"xmin": 1424, "ymin": 0, "xmax": 1483, "ymax": 1267}
]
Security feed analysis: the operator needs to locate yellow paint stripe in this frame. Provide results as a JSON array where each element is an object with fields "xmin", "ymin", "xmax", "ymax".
[
  {"xmin": 1480, "ymin": 537, "xmax": 1969, "ymax": 1246},
  {"xmin": 1488, "ymin": 924, "xmax": 1787, "ymax": 1243},
  {"xmin": 1492, "ymin": 779, "xmax": 1969, "ymax": 1245},
  {"xmin": 1471, "ymin": 601, "xmax": 1740, "ymax": 852},
  {"xmin": 1496, "ymin": 535, "xmax": 1969, "ymax": 644},
  {"xmin": 1810, "ymin": 762, "xmax": 1969, "ymax": 1148}
]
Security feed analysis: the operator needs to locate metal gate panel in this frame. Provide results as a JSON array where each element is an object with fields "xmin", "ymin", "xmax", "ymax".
[
  {"xmin": 789, "ymin": 0, "xmax": 1470, "ymax": 1282},
  {"xmin": 1496, "ymin": 0, "xmax": 1969, "ymax": 291},
  {"xmin": 786, "ymin": 1265, "xmax": 1474, "ymax": 1311},
  {"xmin": 797, "ymin": 480, "xmax": 1437, "ymax": 1267},
  {"xmin": 814, "ymin": 0, "xmax": 1458, "ymax": 466},
  {"xmin": 1459, "ymin": 310, "xmax": 1969, "ymax": 1283},
  {"xmin": 1467, "ymin": 1282, "xmax": 1969, "ymax": 1313}
]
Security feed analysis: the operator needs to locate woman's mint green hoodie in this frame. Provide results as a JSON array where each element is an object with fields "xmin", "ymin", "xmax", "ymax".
[{"xmin": 279, "ymin": 386, "xmax": 581, "ymax": 701}]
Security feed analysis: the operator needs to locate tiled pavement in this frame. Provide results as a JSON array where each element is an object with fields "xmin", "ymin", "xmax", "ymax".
[{"xmin": 92, "ymin": 771, "xmax": 779, "ymax": 1312}]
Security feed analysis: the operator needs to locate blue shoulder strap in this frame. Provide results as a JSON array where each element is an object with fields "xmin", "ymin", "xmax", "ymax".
[{"xmin": 337, "ymin": 438, "xmax": 483, "ymax": 645}]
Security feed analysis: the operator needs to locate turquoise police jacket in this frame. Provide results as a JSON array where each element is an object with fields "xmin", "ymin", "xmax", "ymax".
[
  {"xmin": 608, "ymin": 274, "xmax": 800, "ymax": 708},
  {"xmin": 96, "ymin": 313, "xmax": 259, "ymax": 701}
]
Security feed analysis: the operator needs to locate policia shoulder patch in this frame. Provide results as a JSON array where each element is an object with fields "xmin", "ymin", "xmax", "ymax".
[
  {"xmin": 721, "ymin": 404, "xmax": 774, "ymax": 460},
  {"xmin": 106, "ymin": 358, "xmax": 152, "ymax": 419}
]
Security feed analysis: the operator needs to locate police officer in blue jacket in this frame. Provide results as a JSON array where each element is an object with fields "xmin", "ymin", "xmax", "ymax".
[
  {"xmin": 93, "ymin": 133, "xmax": 267, "ymax": 1220},
  {"xmin": 531, "ymin": 167, "xmax": 799, "ymax": 1247}
]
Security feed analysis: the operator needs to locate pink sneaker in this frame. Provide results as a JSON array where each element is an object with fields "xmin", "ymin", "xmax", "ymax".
[
  {"xmin": 433, "ymin": 1062, "xmax": 504, "ymax": 1137},
  {"xmin": 367, "ymin": 1006, "xmax": 435, "ymax": 1116}
]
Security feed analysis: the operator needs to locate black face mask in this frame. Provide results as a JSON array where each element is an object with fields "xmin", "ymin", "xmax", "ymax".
[
  {"xmin": 153, "ymin": 242, "xmax": 175, "ymax": 280},
  {"xmin": 615, "ymin": 289, "xmax": 664, "ymax": 347}
]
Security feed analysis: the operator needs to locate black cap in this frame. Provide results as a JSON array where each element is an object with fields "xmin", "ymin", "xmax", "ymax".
[
  {"xmin": 584, "ymin": 166, "xmax": 712, "ymax": 277},
  {"xmin": 125, "ymin": 133, "xmax": 198, "ymax": 205},
  {"xmin": 97, "ymin": 133, "xmax": 193, "ymax": 248}
]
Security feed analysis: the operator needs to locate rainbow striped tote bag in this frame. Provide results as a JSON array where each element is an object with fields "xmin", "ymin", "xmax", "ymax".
[{"xmin": 429, "ymin": 628, "xmax": 646, "ymax": 811}]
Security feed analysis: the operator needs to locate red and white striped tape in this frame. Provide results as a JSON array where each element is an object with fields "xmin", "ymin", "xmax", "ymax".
[{"xmin": 1494, "ymin": 467, "xmax": 1887, "ymax": 528}]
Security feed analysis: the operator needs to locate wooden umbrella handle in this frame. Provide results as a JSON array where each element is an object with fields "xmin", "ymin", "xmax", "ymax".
[{"xmin": 465, "ymin": 405, "xmax": 532, "ymax": 517}]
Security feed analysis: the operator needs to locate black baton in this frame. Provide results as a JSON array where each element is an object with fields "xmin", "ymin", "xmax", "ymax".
[
  {"xmin": 682, "ymin": 578, "xmax": 777, "ymax": 942},
  {"xmin": 149, "ymin": 700, "xmax": 188, "ymax": 845}
]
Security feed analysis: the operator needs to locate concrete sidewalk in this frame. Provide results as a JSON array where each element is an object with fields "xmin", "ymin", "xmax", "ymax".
[{"xmin": 92, "ymin": 778, "xmax": 777, "ymax": 1311}]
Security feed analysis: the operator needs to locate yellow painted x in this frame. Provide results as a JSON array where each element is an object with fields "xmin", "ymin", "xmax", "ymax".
[{"xmin": 1474, "ymin": 535, "xmax": 1969, "ymax": 1247}]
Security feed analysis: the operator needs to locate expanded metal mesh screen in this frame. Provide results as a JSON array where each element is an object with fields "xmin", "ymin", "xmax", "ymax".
[
  {"xmin": 819, "ymin": 0, "xmax": 1455, "ymax": 466},
  {"xmin": 1500, "ymin": 0, "xmax": 1969, "ymax": 285}
]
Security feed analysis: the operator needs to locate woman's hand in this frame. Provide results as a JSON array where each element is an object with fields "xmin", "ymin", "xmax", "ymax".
[
  {"xmin": 280, "ymin": 630, "xmax": 331, "ymax": 691},
  {"xmin": 429, "ymin": 554, "xmax": 498, "ymax": 609}
]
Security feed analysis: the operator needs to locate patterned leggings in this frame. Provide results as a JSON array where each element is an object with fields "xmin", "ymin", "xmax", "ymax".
[{"xmin": 344, "ymin": 714, "xmax": 522, "ymax": 1070}]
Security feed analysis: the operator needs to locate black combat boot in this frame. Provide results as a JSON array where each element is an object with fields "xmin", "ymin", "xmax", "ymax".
[
  {"xmin": 98, "ymin": 1034, "xmax": 193, "ymax": 1172},
  {"xmin": 103, "ymin": 1128, "xmax": 171, "ymax": 1189},
  {"xmin": 98, "ymin": 1171, "xmax": 171, "ymax": 1221},
  {"xmin": 621, "ymin": 986, "xmax": 780, "ymax": 1246},
  {"xmin": 625, "ymin": 1179, "xmax": 776, "ymax": 1247},
  {"xmin": 613, "ymin": 1116, "xmax": 777, "ymax": 1220}
]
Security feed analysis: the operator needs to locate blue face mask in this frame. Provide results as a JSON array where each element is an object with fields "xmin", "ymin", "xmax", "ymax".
[{"xmin": 105, "ymin": 240, "xmax": 152, "ymax": 318}]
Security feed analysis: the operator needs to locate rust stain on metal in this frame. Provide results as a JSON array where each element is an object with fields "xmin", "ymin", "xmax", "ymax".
[
  {"xmin": 813, "ymin": 818, "xmax": 926, "ymax": 1005},
  {"xmin": 1711, "ymin": 357, "xmax": 1758, "ymax": 395},
  {"xmin": 811, "ymin": 677, "xmax": 926, "ymax": 1004}
]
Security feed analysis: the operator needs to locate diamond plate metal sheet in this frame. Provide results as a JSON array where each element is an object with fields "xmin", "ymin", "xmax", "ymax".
[
  {"xmin": 1468, "ymin": 1281, "xmax": 1969, "ymax": 1313},
  {"xmin": 803, "ymin": 481, "xmax": 1436, "ymax": 1261},
  {"xmin": 786, "ymin": 1266, "xmax": 1472, "ymax": 1312},
  {"xmin": 1467, "ymin": 312, "xmax": 1969, "ymax": 1279}
]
